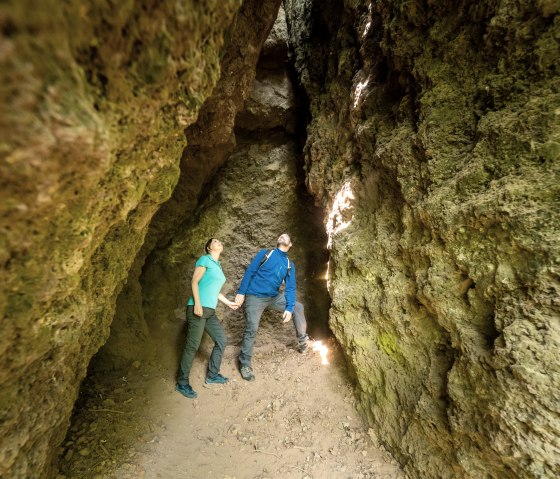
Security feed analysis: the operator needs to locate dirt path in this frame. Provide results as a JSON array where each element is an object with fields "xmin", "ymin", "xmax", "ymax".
[{"xmin": 58, "ymin": 321, "xmax": 405, "ymax": 479}]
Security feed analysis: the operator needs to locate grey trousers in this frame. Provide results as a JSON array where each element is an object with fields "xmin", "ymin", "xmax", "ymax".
[{"xmin": 238, "ymin": 293, "xmax": 308, "ymax": 367}]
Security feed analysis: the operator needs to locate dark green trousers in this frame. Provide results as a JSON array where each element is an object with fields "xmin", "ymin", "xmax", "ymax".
[{"xmin": 177, "ymin": 306, "xmax": 227, "ymax": 386}]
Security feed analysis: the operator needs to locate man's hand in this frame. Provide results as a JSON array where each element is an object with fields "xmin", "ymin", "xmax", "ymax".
[
  {"xmin": 235, "ymin": 294, "xmax": 245, "ymax": 306},
  {"xmin": 282, "ymin": 311, "xmax": 292, "ymax": 323},
  {"xmin": 194, "ymin": 303, "xmax": 203, "ymax": 317}
]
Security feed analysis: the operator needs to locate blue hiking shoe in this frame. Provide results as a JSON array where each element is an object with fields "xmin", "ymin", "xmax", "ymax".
[
  {"xmin": 240, "ymin": 365, "xmax": 255, "ymax": 381},
  {"xmin": 176, "ymin": 383, "xmax": 197, "ymax": 399},
  {"xmin": 205, "ymin": 373, "xmax": 229, "ymax": 384}
]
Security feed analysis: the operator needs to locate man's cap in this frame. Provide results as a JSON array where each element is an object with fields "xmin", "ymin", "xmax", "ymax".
[{"xmin": 277, "ymin": 233, "xmax": 292, "ymax": 246}]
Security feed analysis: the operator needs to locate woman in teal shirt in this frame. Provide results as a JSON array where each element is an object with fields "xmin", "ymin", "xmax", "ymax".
[{"xmin": 176, "ymin": 238, "xmax": 238, "ymax": 399}]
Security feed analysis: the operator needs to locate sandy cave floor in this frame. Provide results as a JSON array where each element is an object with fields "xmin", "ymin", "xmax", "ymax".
[{"xmin": 58, "ymin": 318, "xmax": 405, "ymax": 479}]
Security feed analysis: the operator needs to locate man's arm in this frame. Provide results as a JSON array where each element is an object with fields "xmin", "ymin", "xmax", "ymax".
[
  {"xmin": 284, "ymin": 262, "xmax": 296, "ymax": 313},
  {"xmin": 237, "ymin": 249, "xmax": 268, "ymax": 295}
]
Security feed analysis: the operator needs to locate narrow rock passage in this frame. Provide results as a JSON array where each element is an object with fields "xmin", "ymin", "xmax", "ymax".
[{"xmin": 58, "ymin": 318, "xmax": 404, "ymax": 479}]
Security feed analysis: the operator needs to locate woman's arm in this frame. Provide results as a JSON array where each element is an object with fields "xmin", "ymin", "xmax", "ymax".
[
  {"xmin": 191, "ymin": 266, "xmax": 206, "ymax": 316},
  {"xmin": 218, "ymin": 293, "xmax": 239, "ymax": 310}
]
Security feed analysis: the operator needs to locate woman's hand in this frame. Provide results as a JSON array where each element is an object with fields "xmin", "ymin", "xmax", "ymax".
[
  {"xmin": 219, "ymin": 293, "xmax": 240, "ymax": 310},
  {"xmin": 227, "ymin": 300, "xmax": 240, "ymax": 310},
  {"xmin": 194, "ymin": 303, "xmax": 203, "ymax": 317}
]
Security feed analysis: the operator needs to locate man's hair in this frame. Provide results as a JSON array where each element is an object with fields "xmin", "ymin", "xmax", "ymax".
[
  {"xmin": 205, "ymin": 238, "xmax": 216, "ymax": 254},
  {"xmin": 277, "ymin": 233, "xmax": 292, "ymax": 247}
]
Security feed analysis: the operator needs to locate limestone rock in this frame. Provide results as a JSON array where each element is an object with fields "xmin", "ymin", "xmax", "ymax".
[
  {"xmin": 0, "ymin": 1, "xmax": 244, "ymax": 477},
  {"xmin": 285, "ymin": 1, "xmax": 560, "ymax": 478},
  {"xmin": 261, "ymin": 5, "xmax": 290, "ymax": 66},
  {"xmin": 235, "ymin": 71, "xmax": 297, "ymax": 133}
]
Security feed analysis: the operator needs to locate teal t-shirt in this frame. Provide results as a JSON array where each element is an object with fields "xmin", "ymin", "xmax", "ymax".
[{"xmin": 187, "ymin": 255, "xmax": 226, "ymax": 309}]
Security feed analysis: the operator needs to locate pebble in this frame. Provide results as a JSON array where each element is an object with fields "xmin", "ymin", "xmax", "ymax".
[{"xmin": 78, "ymin": 448, "xmax": 90, "ymax": 457}]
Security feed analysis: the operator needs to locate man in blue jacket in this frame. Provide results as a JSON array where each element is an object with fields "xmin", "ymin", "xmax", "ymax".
[{"xmin": 235, "ymin": 233, "xmax": 309, "ymax": 381}]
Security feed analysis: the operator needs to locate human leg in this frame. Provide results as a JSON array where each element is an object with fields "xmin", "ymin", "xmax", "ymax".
[
  {"xmin": 177, "ymin": 306, "xmax": 206, "ymax": 387},
  {"xmin": 292, "ymin": 301, "xmax": 309, "ymax": 346},
  {"xmin": 204, "ymin": 308, "xmax": 228, "ymax": 380},
  {"xmin": 238, "ymin": 295, "xmax": 268, "ymax": 368},
  {"xmin": 269, "ymin": 294, "xmax": 309, "ymax": 347}
]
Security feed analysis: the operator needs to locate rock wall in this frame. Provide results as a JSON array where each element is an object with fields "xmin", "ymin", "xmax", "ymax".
[
  {"xmin": 0, "ymin": 1, "xmax": 245, "ymax": 477},
  {"xmin": 98, "ymin": 0, "xmax": 284, "ymax": 370},
  {"xmin": 3, "ymin": 0, "xmax": 558, "ymax": 477},
  {"xmin": 285, "ymin": 1, "xmax": 560, "ymax": 478},
  {"xmin": 139, "ymin": 6, "xmax": 330, "ymax": 354}
]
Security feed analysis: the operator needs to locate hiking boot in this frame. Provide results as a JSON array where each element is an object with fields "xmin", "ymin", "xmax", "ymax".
[
  {"xmin": 176, "ymin": 383, "xmax": 197, "ymax": 399},
  {"xmin": 240, "ymin": 365, "xmax": 255, "ymax": 381},
  {"xmin": 205, "ymin": 373, "xmax": 229, "ymax": 384},
  {"xmin": 298, "ymin": 341, "xmax": 309, "ymax": 353}
]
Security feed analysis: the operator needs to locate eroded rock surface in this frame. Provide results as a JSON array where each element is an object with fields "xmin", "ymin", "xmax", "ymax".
[
  {"xmin": 2, "ymin": 1, "xmax": 558, "ymax": 478},
  {"xmin": 285, "ymin": 1, "xmax": 560, "ymax": 478},
  {"xmin": 0, "ymin": 1, "xmax": 244, "ymax": 477}
]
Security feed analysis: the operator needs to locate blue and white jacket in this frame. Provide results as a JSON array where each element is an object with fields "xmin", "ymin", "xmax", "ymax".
[{"xmin": 237, "ymin": 248, "xmax": 296, "ymax": 312}]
